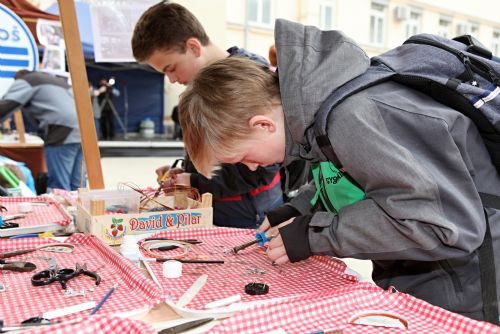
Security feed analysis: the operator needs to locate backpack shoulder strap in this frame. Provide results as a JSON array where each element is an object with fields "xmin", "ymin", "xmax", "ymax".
[
  {"xmin": 314, "ymin": 65, "xmax": 395, "ymax": 164},
  {"xmin": 479, "ymin": 209, "xmax": 500, "ymax": 325}
]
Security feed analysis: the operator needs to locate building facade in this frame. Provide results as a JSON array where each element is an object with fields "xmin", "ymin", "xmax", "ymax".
[
  {"xmin": 166, "ymin": 0, "xmax": 500, "ymax": 113},
  {"xmin": 27, "ymin": 0, "xmax": 500, "ymax": 122}
]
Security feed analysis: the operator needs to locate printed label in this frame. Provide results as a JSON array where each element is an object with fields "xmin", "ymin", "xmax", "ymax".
[{"xmin": 129, "ymin": 212, "xmax": 203, "ymax": 232}]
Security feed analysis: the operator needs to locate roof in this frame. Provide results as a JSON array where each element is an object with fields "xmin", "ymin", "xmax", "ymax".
[{"xmin": 0, "ymin": 0, "xmax": 58, "ymax": 45}]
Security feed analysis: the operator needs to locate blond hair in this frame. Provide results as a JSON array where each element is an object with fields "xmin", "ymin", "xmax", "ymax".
[{"xmin": 179, "ymin": 57, "xmax": 280, "ymax": 177}]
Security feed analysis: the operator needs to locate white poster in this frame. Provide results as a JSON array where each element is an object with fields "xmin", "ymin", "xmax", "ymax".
[
  {"xmin": 36, "ymin": 18, "xmax": 64, "ymax": 48},
  {"xmin": 90, "ymin": 1, "xmax": 157, "ymax": 63},
  {"xmin": 0, "ymin": 4, "xmax": 38, "ymax": 97},
  {"xmin": 36, "ymin": 19, "xmax": 66, "ymax": 75},
  {"xmin": 41, "ymin": 45, "xmax": 65, "ymax": 72}
]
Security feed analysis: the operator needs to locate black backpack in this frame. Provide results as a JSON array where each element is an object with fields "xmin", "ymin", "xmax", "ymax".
[{"xmin": 314, "ymin": 34, "xmax": 500, "ymax": 324}]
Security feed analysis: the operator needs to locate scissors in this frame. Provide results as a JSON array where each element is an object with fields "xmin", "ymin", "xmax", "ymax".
[{"xmin": 31, "ymin": 263, "xmax": 101, "ymax": 290}]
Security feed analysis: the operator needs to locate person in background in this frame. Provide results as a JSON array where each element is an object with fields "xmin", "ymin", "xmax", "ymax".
[
  {"xmin": 177, "ymin": 19, "xmax": 500, "ymax": 322},
  {"xmin": 95, "ymin": 77, "xmax": 120, "ymax": 140},
  {"xmin": 89, "ymin": 81, "xmax": 102, "ymax": 139},
  {"xmin": 171, "ymin": 105, "xmax": 182, "ymax": 140},
  {"xmin": 0, "ymin": 70, "xmax": 85, "ymax": 191},
  {"xmin": 131, "ymin": 1, "xmax": 284, "ymax": 228}
]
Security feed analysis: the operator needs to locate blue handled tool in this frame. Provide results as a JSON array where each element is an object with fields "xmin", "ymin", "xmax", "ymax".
[
  {"xmin": 90, "ymin": 280, "xmax": 121, "ymax": 315},
  {"xmin": 231, "ymin": 231, "xmax": 274, "ymax": 254}
]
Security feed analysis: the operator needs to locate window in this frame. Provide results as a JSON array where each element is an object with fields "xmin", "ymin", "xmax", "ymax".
[
  {"xmin": 437, "ymin": 15, "xmax": 452, "ymax": 38},
  {"xmin": 248, "ymin": 0, "xmax": 272, "ymax": 26},
  {"xmin": 469, "ymin": 22, "xmax": 480, "ymax": 37},
  {"xmin": 493, "ymin": 30, "xmax": 500, "ymax": 57},
  {"xmin": 406, "ymin": 10, "xmax": 421, "ymax": 38},
  {"xmin": 369, "ymin": 2, "xmax": 386, "ymax": 45},
  {"xmin": 319, "ymin": 2, "xmax": 334, "ymax": 30}
]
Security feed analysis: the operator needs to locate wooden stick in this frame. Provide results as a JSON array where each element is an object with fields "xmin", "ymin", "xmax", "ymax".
[
  {"xmin": 13, "ymin": 110, "xmax": 25, "ymax": 144},
  {"xmin": 57, "ymin": 0, "xmax": 104, "ymax": 189},
  {"xmin": 201, "ymin": 193, "xmax": 212, "ymax": 208}
]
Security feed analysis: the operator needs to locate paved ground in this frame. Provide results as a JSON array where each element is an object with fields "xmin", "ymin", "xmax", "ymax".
[
  {"xmin": 101, "ymin": 156, "xmax": 374, "ymax": 282},
  {"xmin": 101, "ymin": 156, "xmax": 180, "ymax": 189}
]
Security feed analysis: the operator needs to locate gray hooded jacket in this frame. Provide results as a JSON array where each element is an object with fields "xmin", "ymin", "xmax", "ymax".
[{"xmin": 274, "ymin": 19, "xmax": 500, "ymax": 321}]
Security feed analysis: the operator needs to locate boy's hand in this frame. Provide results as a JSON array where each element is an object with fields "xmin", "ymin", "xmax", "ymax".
[
  {"xmin": 266, "ymin": 218, "xmax": 295, "ymax": 265},
  {"xmin": 155, "ymin": 165, "xmax": 171, "ymax": 183},
  {"xmin": 156, "ymin": 165, "xmax": 189, "ymax": 186},
  {"xmin": 258, "ymin": 217, "xmax": 280, "ymax": 242},
  {"xmin": 171, "ymin": 172, "xmax": 191, "ymax": 187},
  {"xmin": 257, "ymin": 217, "xmax": 271, "ymax": 233}
]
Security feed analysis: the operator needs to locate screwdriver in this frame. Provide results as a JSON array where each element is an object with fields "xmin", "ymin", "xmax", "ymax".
[
  {"xmin": 154, "ymin": 171, "xmax": 169, "ymax": 197},
  {"xmin": 231, "ymin": 231, "xmax": 275, "ymax": 254}
]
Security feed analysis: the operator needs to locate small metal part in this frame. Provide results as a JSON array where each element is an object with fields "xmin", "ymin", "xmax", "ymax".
[
  {"xmin": 63, "ymin": 287, "xmax": 87, "ymax": 297},
  {"xmin": 246, "ymin": 267, "xmax": 266, "ymax": 275},
  {"xmin": 0, "ymin": 282, "xmax": 6, "ymax": 292}
]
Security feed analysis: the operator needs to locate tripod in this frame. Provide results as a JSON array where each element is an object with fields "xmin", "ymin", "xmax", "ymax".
[{"xmin": 97, "ymin": 87, "xmax": 128, "ymax": 140}]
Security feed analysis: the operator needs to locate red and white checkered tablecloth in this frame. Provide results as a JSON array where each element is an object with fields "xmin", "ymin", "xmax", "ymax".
[
  {"xmin": 50, "ymin": 189, "xmax": 79, "ymax": 207},
  {"xmin": 210, "ymin": 282, "xmax": 500, "ymax": 334},
  {"xmin": 0, "ymin": 234, "xmax": 162, "ymax": 326},
  {"xmin": 138, "ymin": 227, "xmax": 358, "ymax": 308},
  {"xmin": 0, "ymin": 196, "xmax": 71, "ymax": 226},
  {"xmin": 23, "ymin": 315, "xmax": 155, "ymax": 334}
]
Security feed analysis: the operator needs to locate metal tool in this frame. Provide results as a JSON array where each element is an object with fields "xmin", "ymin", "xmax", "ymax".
[
  {"xmin": 158, "ymin": 317, "xmax": 214, "ymax": 334},
  {"xmin": 31, "ymin": 263, "xmax": 101, "ymax": 290},
  {"xmin": 90, "ymin": 280, "xmax": 121, "ymax": 315},
  {"xmin": 157, "ymin": 259, "xmax": 224, "ymax": 264},
  {"xmin": 154, "ymin": 158, "xmax": 184, "ymax": 197},
  {"xmin": 0, "ymin": 259, "xmax": 36, "ymax": 272},
  {"xmin": 145, "ymin": 238, "xmax": 202, "ymax": 251},
  {"xmin": 176, "ymin": 274, "xmax": 208, "ymax": 308},
  {"xmin": 231, "ymin": 231, "xmax": 275, "ymax": 254},
  {"xmin": 0, "ymin": 243, "xmax": 74, "ymax": 259},
  {"xmin": 3, "ymin": 214, "xmax": 27, "ymax": 222},
  {"xmin": 0, "ymin": 319, "xmax": 55, "ymax": 333}
]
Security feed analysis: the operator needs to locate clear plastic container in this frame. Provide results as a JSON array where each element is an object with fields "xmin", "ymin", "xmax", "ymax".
[
  {"xmin": 140, "ymin": 118, "xmax": 155, "ymax": 138},
  {"xmin": 79, "ymin": 189, "xmax": 140, "ymax": 214}
]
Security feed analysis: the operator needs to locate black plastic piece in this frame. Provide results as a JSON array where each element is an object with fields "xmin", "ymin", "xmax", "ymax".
[{"xmin": 244, "ymin": 282, "xmax": 269, "ymax": 295}]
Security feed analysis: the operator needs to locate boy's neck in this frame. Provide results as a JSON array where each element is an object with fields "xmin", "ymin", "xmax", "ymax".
[{"xmin": 203, "ymin": 43, "xmax": 230, "ymax": 65}]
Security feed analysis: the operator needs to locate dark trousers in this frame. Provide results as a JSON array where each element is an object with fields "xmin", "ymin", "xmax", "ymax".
[{"xmin": 100, "ymin": 109, "xmax": 115, "ymax": 140}]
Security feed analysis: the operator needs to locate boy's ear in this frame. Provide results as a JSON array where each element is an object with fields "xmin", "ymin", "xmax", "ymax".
[
  {"xmin": 248, "ymin": 115, "xmax": 276, "ymax": 132},
  {"xmin": 185, "ymin": 38, "xmax": 202, "ymax": 57}
]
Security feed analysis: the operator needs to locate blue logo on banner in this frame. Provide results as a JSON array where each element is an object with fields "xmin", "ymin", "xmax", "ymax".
[{"xmin": 0, "ymin": 4, "xmax": 38, "ymax": 80}]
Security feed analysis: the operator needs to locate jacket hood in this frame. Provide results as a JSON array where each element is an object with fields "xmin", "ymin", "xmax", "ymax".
[{"xmin": 274, "ymin": 19, "xmax": 369, "ymax": 159}]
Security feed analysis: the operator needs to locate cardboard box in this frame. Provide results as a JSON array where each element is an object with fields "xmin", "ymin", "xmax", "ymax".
[{"xmin": 76, "ymin": 192, "xmax": 213, "ymax": 245}]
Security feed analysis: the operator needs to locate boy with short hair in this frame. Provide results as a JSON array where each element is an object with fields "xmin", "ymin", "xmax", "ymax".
[
  {"xmin": 179, "ymin": 19, "xmax": 500, "ymax": 322},
  {"xmin": 131, "ymin": 2, "xmax": 285, "ymax": 228}
]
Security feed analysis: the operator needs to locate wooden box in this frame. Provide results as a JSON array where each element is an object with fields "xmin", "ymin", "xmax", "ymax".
[{"xmin": 76, "ymin": 192, "xmax": 213, "ymax": 245}]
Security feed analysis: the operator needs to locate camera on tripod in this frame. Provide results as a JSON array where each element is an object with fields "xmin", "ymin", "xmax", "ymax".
[{"xmin": 100, "ymin": 76, "xmax": 115, "ymax": 87}]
